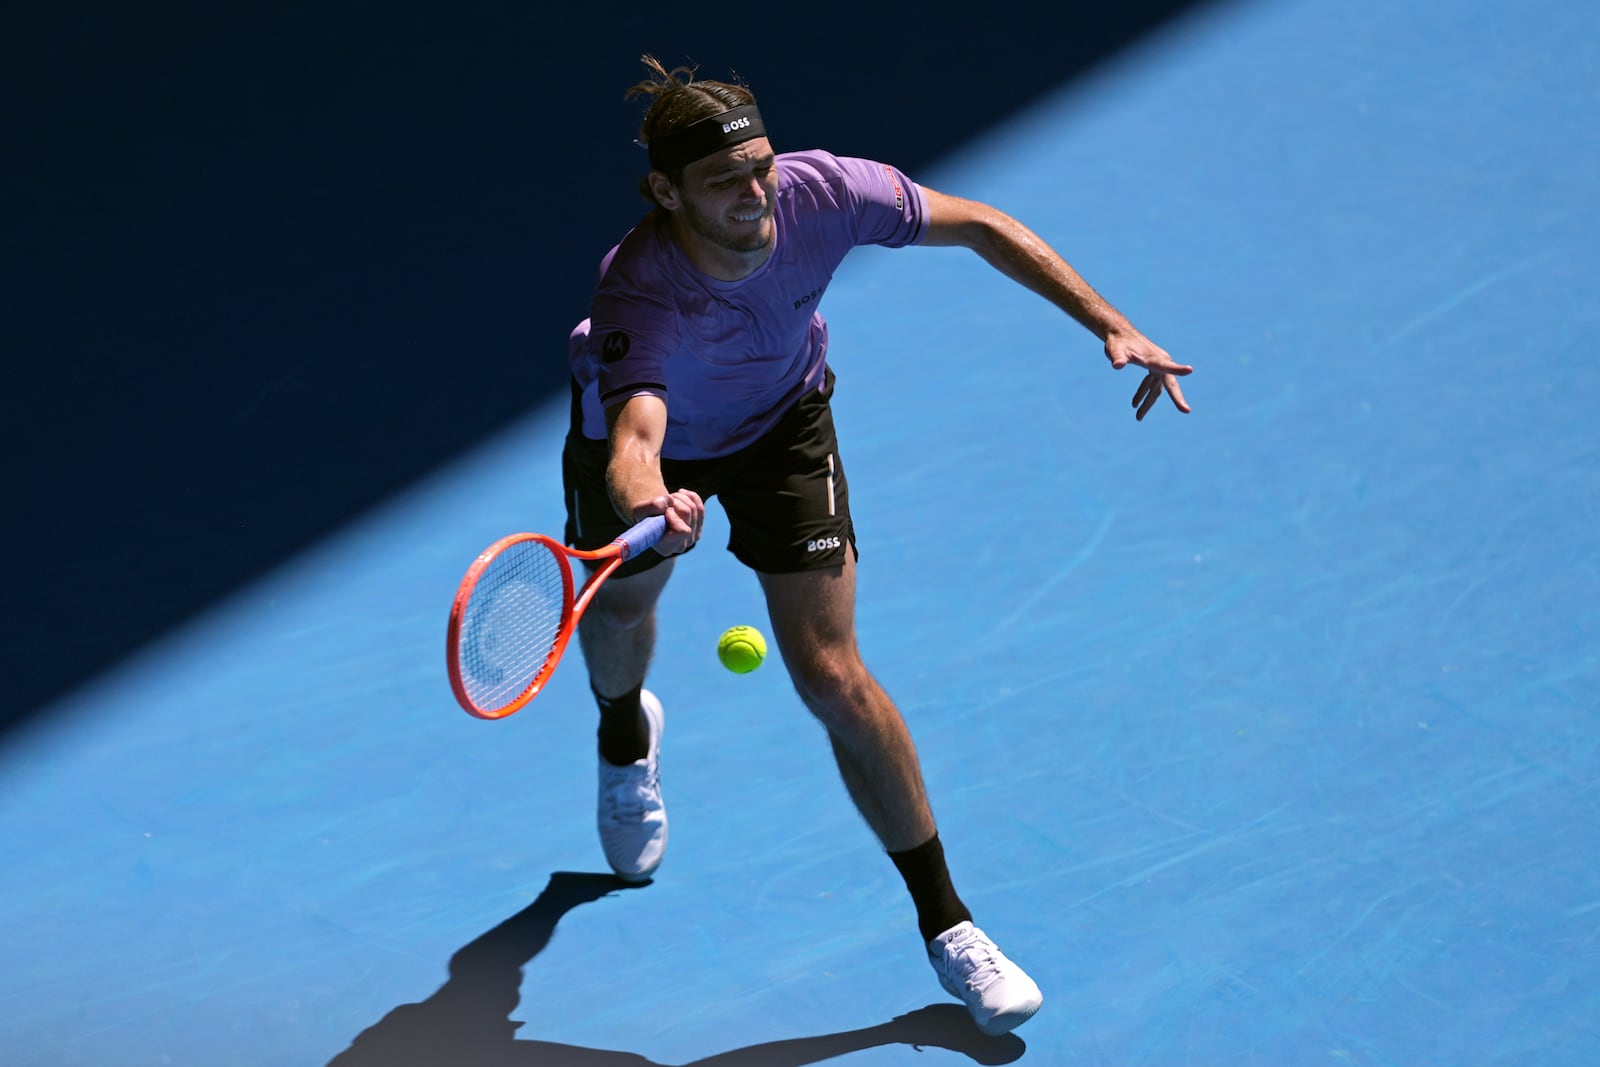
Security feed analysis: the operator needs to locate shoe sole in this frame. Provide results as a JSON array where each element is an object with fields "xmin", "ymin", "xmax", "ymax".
[{"xmin": 978, "ymin": 999, "xmax": 1040, "ymax": 1036}]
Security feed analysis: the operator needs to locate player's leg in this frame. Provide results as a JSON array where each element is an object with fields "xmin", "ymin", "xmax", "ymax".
[
  {"xmin": 721, "ymin": 371, "xmax": 1041, "ymax": 1034},
  {"xmin": 758, "ymin": 556, "xmax": 976, "ymax": 942},
  {"xmin": 576, "ymin": 562, "xmax": 673, "ymax": 882},
  {"xmin": 577, "ymin": 560, "xmax": 673, "ymax": 764},
  {"xmin": 756, "ymin": 553, "xmax": 935, "ymax": 853},
  {"xmin": 758, "ymin": 551, "xmax": 1040, "ymax": 1034},
  {"xmin": 720, "ymin": 374, "xmax": 959, "ymax": 906},
  {"xmin": 562, "ymin": 428, "xmax": 678, "ymax": 881}
]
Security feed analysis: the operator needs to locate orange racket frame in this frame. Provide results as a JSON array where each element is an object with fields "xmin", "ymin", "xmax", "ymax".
[{"xmin": 446, "ymin": 516, "xmax": 665, "ymax": 719}]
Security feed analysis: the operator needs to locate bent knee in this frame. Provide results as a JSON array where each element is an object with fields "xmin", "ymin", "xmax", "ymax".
[
  {"xmin": 787, "ymin": 652, "xmax": 876, "ymax": 721},
  {"xmin": 585, "ymin": 584, "xmax": 662, "ymax": 633},
  {"xmin": 586, "ymin": 595, "xmax": 654, "ymax": 633},
  {"xmin": 583, "ymin": 564, "xmax": 672, "ymax": 633}
]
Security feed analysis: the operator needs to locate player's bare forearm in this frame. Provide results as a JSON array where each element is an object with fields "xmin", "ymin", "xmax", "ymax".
[
  {"xmin": 605, "ymin": 400, "xmax": 669, "ymax": 519},
  {"xmin": 920, "ymin": 186, "xmax": 1193, "ymax": 418},
  {"xmin": 606, "ymin": 449, "xmax": 669, "ymax": 525},
  {"xmin": 604, "ymin": 393, "xmax": 705, "ymax": 552},
  {"xmin": 606, "ymin": 458, "xmax": 669, "ymax": 524},
  {"xmin": 920, "ymin": 188, "xmax": 1130, "ymax": 340}
]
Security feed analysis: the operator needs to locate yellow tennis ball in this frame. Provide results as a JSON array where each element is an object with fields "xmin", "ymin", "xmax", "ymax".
[{"xmin": 717, "ymin": 625, "xmax": 767, "ymax": 674}]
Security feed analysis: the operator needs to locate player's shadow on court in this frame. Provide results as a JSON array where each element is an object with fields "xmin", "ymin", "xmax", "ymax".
[{"xmin": 326, "ymin": 871, "xmax": 1025, "ymax": 1066}]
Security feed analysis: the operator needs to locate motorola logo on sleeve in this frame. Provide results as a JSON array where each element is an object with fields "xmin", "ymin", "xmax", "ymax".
[{"xmin": 602, "ymin": 332, "xmax": 631, "ymax": 363}]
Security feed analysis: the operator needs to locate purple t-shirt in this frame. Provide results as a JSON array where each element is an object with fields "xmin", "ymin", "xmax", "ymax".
[{"xmin": 569, "ymin": 149, "xmax": 928, "ymax": 459}]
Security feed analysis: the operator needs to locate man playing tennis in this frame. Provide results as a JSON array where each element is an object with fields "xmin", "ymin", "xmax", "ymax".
[{"xmin": 563, "ymin": 56, "xmax": 1191, "ymax": 1037}]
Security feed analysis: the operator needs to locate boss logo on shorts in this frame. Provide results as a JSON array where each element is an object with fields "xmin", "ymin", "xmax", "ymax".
[
  {"xmin": 722, "ymin": 116, "xmax": 752, "ymax": 134},
  {"xmin": 806, "ymin": 536, "xmax": 842, "ymax": 553},
  {"xmin": 601, "ymin": 332, "xmax": 631, "ymax": 363}
]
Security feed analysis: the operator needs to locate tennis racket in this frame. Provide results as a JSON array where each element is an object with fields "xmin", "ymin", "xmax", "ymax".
[{"xmin": 446, "ymin": 515, "xmax": 666, "ymax": 719}]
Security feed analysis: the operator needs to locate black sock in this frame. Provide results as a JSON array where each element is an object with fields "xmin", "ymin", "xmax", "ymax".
[
  {"xmin": 594, "ymin": 683, "xmax": 647, "ymax": 766},
  {"xmin": 888, "ymin": 832, "xmax": 973, "ymax": 945}
]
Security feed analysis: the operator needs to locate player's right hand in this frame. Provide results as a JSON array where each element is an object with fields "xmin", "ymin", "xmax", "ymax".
[{"xmin": 635, "ymin": 488, "xmax": 704, "ymax": 556}]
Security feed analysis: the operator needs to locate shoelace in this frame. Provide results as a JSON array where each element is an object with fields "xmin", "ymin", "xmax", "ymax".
[
  {"xmin": 941, "ymin": 929, "xmax": 1006, "ymax": 993},
  {"xmin": 600, "ymin": 765, "xmax": 658, "ymax": 822}
]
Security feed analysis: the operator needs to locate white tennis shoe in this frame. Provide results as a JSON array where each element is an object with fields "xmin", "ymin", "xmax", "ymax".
[
  {"xmin": 928, "ymin": 921, "xmax": 1043, "ymax": 1036},
  {"xmin": 596, "ymin": 689, "xmax": 667, "ymax": 882}
]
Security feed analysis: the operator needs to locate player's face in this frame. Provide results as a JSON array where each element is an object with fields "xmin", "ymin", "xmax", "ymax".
[{"xmin": 675, "ymin": 139, "xmax": 779, "ymax": 256}]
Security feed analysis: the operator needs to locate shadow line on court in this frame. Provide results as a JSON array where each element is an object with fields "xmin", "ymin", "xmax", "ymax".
[{"xmin": 325, "ymin": 871, "xmax": 1027, "ymax": 1066}]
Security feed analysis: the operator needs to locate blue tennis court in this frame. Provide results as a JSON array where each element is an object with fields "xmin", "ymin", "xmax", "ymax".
[{"xmin": 3, "ymin": 0, "xmax": 1596, "ymax": 1062}]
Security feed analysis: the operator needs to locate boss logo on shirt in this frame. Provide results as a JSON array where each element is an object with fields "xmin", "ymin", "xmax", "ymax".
[
  {"xmin": 602, "ymin": 332, "xmax": 631, "ymax": 363},
  {"xmin": 792, "ymin": 286, "xmax": 823, "ymax": 310},
  {"xmin": 722, "ymin": 116, "xmax": 752, "ymax": 134}
]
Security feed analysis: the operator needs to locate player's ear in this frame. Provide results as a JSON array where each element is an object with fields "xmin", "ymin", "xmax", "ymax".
[{"xmin": 647, "ymin": 171, "xmax": 681, "ymax": 212}]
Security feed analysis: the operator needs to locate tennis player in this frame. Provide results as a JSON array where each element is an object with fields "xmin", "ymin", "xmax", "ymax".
[{"xmin": 563, "ymin": 56, "xmax": 1191, "ymax": 1036}]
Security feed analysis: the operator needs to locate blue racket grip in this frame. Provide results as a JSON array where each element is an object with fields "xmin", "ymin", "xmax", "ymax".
[{"xmin": 615, "ymin": 515, "xmax": 668, "ymax": 561}]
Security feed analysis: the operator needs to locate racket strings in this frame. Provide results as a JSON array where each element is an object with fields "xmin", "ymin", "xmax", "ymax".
[{"xmin": 458, "ymin": 541, "xmax": 568, "ymax": 710}]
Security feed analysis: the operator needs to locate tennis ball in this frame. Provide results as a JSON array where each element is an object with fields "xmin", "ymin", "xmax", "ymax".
[{"xmin": 717, "ymin": 625, "xmax": 767, "ymax": 674}]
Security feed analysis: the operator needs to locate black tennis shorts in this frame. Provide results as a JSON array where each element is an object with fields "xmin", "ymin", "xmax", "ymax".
[{"xmin": 562, "ymin": 368, "xmax": 856, "ymax": 580}]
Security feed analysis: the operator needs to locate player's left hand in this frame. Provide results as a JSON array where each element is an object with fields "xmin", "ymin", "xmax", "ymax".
[{"xmin": 1106, "ymin": 329, "xmax": 1193, "ymax": 420}]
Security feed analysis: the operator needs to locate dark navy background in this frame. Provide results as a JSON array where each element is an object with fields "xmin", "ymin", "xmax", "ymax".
[{"xmin": 3, "ymin": 2, "xmax": 1205, "ymax": 728}]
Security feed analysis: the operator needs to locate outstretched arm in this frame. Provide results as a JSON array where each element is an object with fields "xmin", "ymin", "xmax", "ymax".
[
  {"xmin": 605, "ymin": 394, "xmax": 704, "ymax": 554},
  {"xmin": 919, "ymin": 187, "xmax": 1192, "ymax": 420}
]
